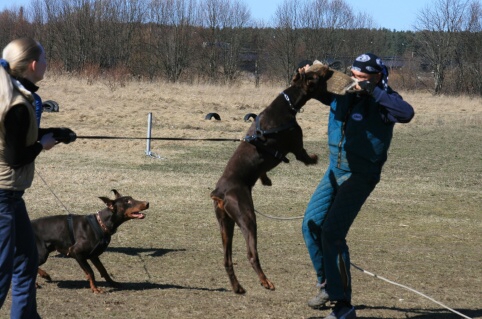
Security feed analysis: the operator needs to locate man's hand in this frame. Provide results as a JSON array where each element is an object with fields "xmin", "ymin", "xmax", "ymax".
[{"xmin": 356, "ymin": 80, "xmax": 377, "ymax": 94}]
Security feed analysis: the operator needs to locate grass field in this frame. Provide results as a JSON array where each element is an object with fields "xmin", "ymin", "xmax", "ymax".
[{"xmin": 1, "ymin": 76, "xmax": 480, "ymax": 318}]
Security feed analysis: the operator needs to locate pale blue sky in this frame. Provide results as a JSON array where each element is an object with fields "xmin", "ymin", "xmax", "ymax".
[
  {"xmin": 246, "ymin": 0, "xmax": 430, "ymax": 31},
  {"xmin": 2, "ymin": 0, "xmax": 429, "ymax": 31}
]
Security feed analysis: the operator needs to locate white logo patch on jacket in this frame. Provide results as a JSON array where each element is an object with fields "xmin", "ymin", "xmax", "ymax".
[{"xmin": 352, "ymin": 113, "xmax": 363, "ymax": 121}]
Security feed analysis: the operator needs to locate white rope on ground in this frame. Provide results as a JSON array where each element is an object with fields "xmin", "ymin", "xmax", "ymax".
[
  {"xmin": 254, "ymin": 209, "xmax": 303, "ymax": 220},
  {"xmin": 350, "ymin": 262, "xmax": 473, "ymax": 319}
]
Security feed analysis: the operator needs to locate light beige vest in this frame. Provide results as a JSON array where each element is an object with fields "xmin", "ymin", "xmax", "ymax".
[{"xmin": 0, "ymin": 88, "xmax": 39, "ymax": 190}]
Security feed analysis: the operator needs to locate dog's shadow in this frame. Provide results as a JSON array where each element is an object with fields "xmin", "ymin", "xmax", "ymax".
[
  {"xmin": 51, "ymin": 246, "xmax": 181, "ymax": 259},
  {"xmin": 106, "ymin": 246, "xmax": 180, "ymax": 258},
  {"xmin": 55, "ymin": 280, "xmax": 228, "ymax": 292},
  {"xmin": 51, "ymin": 246, "xmax": 229, "ymax": 293}
]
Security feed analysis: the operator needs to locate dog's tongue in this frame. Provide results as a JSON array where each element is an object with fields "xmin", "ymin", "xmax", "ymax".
[{"xmin": 133, "ymin": 212, "xmax": 146, "ymax": 219}]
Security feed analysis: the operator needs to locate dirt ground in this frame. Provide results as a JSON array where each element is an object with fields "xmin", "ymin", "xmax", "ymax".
[{"xmin": 0, "ymin": 76, "xmax": 480, "ymax": 318}]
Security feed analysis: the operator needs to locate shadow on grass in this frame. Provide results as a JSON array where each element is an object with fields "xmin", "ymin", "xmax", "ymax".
[
  {"xmin": 54, "ymin": 280, "xmax": 228, "ymax": 293},
  {"xmin": 49, "ymin": 246, "xmax": 229, "ymax": 293},
  {"xmin": 106, "ymin": 246, "xmax": 183, "ymax": 257},
  {"xmin": 308, "ymin": 304, "xmax": 480, "ymax": 319},
  {"xmin": 51, "ymin": 246, "xmax": 184, "ymax": 259}
]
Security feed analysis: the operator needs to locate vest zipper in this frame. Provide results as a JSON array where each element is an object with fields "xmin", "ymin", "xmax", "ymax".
[{"xmin": 337, "ymin": 104, "xmax": 354, "ymax": 168}]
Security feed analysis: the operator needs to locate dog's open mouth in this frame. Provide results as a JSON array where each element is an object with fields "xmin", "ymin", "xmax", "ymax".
[
  {"xmin": 130, "ymin": 211, "xmax": 146, "ymax": 219},
  {"xmin": 134, "ymin": 212, "xmax": 146, "ymax": 219}
]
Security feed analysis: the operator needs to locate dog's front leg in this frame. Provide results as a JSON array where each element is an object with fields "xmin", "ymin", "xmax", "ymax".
[
  {"xmin": 259, "ymin": 172, "xmax": 272, "ymax": 186},
  {"xmin": 294, "ymin": 148, "xmax": 318, "ymax": 165},
  {"xmin": 90, "ymin": 256, "xmax": 120, "ymax": 288},
  {"xmin": 75, "ymin": 258, "xmax": 103, "ymax": 293}
]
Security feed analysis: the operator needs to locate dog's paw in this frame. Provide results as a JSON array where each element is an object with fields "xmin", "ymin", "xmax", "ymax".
[
  {"xmin": 309, "ymin": 154, "xmax": 319, "ymax": 165},
  {"xmin": 233, "ymin": 285, "xmax": 246, "ymax": 294},
  {"xmin": 261, "ymin": 279, "xmax": 275, "ymax": 291},
  {"xmin": 260, "ymin": 175, "xmax": 272, "ymax": 186},
  {"xmin": 92, "ymin": 287, "xmax": 105, "ymax": 294}
]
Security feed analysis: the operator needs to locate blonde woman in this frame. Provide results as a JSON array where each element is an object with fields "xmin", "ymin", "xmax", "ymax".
[{"xmin": 0, "ymin": 38, "xmax": 75, "ymax": 319}]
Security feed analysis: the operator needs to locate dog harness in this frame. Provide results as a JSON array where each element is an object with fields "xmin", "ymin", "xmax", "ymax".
[
  {"xmin": 66, "ymin": 213, "xmax": 112, "ymax": 257},
  {"xmin": 87, "ymin": 214, "xmax": 111, "ymax": 256},
  {"xmin": 243, "ymin": 92, "xmax": 301, "ymax": 163}
]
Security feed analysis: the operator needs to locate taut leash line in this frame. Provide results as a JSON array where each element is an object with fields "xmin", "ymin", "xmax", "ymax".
[
  {"xmin": 35, "ymin": 169, "xmax": 73, "ymax": 215},
  {"xmin": 76, "ymin": 135, "xmax": 240, "ymax": 142}
]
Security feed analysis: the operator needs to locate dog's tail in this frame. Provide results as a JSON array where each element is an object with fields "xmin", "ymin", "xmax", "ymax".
[{"xmin": 210, "ymin": 194, "xmax": 225, "ymax": 210}]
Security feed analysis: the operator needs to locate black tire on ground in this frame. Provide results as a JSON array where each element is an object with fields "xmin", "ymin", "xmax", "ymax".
[
  {"xmin": 205, "ymin": 113, "xmax": 221, "ymax": 120},
  {"xmin": 42, "ymin": 100, "xmax": 59, "ymax": 112},
  {"xmin": 243, "ymin": 113, "xmax": 257, "ymax": 122}
]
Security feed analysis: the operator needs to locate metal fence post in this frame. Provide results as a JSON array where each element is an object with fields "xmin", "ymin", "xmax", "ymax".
[{"xmin": 145, "ymin": 113, "xmax": 161, "ymax": 158}]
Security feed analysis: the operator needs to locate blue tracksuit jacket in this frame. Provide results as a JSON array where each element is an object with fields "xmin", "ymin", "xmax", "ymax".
[{"xmin": 326, "ymin": 86, "xmax": 414, "ymax": 173}]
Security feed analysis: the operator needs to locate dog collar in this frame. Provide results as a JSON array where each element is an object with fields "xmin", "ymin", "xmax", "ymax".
[
  {"xmin": 280, "ymin": 91, "xmax": 303, "ymax": 113},
  {"xmin": 96, "ymin": 212, "xmax": 112, "ymax": 235}
]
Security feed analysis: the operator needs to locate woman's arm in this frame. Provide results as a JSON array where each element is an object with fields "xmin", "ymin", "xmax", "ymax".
[{"xmin": 4, "ymin": 104, "xmax": 43, "ymax": 168}]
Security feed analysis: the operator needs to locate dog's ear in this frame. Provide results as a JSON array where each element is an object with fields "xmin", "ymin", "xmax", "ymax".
[
  {"xmin": 111, "ymin": 189, "xmax": 122, "ymax": 198},
  {"xmin": 291, "ymin": 70, "xmax": 303, "ymax": 85},
  {"xmin": 99, "ymin": 196, "xmax": 115, "ymax": 210},
  {"xmin": 306, "ymin": 74, "xmax": 322, "ymax": 92}
]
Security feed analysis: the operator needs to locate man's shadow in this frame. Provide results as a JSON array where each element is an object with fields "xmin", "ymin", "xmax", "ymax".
[{"xmin": 308, "ymin": 304, "xmax": 480, "ymax": 319}]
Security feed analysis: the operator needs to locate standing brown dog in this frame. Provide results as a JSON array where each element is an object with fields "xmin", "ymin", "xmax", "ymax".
[
  {"xmin": 32, "ymin": 189, "xmax": 149, "ymax": 293},
  {"xmin": 210, "ymin": 63, "xmax": 354, "ymax": 294}
]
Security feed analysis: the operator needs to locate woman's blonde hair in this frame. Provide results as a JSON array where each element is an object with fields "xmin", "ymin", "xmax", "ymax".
[{"xmin": 0, "ymin": 38, "xmax": 43, "ymax": 116}]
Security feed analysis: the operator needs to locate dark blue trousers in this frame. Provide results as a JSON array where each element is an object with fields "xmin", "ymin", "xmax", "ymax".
[
  {"xmin": 302, "ymin": 167, "xmax": 379, "ymax": 302},
  {"xmin": 0, "ymin": 190, "xmax": 40, "ymax": 319}
]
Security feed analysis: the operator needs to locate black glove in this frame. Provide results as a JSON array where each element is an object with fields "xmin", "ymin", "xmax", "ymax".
[
  {"xmin": 52, "ymin": 127, "xmax": 77, "ymax": 144},
  {"xmin": 358, "ymin": 80, "xmax": 378, "ymax": 95}
]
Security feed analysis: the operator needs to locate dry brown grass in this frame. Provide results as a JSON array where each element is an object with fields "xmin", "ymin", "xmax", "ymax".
[{"xmin": 1, "ymin": 76, "xmax": 480, "ymax": 319}]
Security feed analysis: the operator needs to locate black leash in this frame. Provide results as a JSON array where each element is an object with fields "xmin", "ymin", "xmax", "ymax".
[{"xmin": 76, "ymin": 135, "xmax": 241, "ymax": 142}]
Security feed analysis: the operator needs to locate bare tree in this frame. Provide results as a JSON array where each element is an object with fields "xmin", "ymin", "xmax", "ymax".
[
  {"xmin": 303, "ymin": 0, "xmax": 364, "ymax": 62},
  {"xmin": 218, "ymin": 0, "xmax": 250, "ymax": 82},
  {"xmin": 414, "ymin": 0, "xmax": 474, "ymax": 94},
  {"xmin": 97, "ymin": 0, "xmax": 147, "ymax": 69},
  {"xmin": 0, "ymin": 6, "xmax": 35, "ymax": 48},
  {"xmin": 198, "ymin": 0, "xmax": 250, "ymax": 83},
  {"xmin": 269, "ymin": 0, "xmax": 304, "ymax": 84},
  {"xmin": 456, "ymin": 1, "xmax": 482, "ymax": 95},
  {"xmin": 148, "ymin": 0, "xmax": 199, "ymax": 82}
]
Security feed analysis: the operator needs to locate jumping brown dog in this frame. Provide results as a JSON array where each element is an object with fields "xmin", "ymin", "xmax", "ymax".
[
  {"xmin": 32, "ymin": 189, "xmax": 149, "ymax": 293},
  {"xmin": 210, "ymin": 63, "xmax": 352, "ymax": 294}
]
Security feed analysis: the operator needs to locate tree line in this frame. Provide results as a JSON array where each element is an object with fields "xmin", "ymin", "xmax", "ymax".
[{"xmin": 0, "ymin": 0, "xmax": 481, "ymax": 95}]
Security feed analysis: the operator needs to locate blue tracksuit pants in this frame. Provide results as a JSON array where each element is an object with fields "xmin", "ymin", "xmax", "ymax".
[
  {"xmin": 0, "ymin": 190, "xmax": 40, "ymax": 319},
  {"xmin": 302, "ymin": 166, "xmax": 379, "ymax": 302}
]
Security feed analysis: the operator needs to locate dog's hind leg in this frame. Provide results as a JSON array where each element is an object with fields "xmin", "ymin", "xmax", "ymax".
[
  {"xmin": 213, "ymin": 196, "xmax": 246, "ymax": 294},
  {"xmin": 37, "ymin": 268, "xmax": 52, "ymax": 281},
  {"xmin": 90, "ymin": 256, "xmax": 120, "ymax": 288},
  {"xmin": 225, "ymin": 191, "xmax": 275, "ymax": 292}
]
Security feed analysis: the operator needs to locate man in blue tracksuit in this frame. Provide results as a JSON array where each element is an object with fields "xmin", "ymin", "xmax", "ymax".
[{"xmin": 302, "ymin": 53, "xmax": 414, "ymax": 319}]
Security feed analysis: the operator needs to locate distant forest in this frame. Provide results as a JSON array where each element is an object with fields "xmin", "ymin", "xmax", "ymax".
[{"xmin": 1, "ymin": 0, "xmax": 481, "ymax": 95}]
